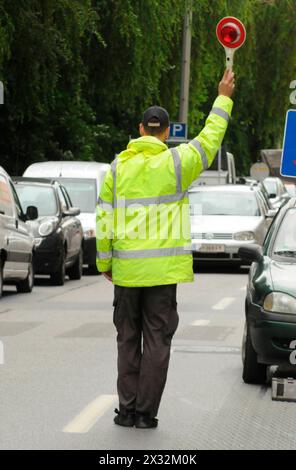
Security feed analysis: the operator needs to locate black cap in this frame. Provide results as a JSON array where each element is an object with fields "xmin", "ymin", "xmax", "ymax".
[{"xmin": 142, "ymin": 105, "xmax": 170, "ymax": 129}]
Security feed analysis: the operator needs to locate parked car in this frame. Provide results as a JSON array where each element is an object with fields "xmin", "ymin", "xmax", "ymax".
[
  {"xmin": 284, "ymin": 183, "xmax": 296, "ymax": 197},
  {"xmin": 262, "ymin": 177, "xmax": 290, "ymax": 209},
  {"xmin": 23, "ymin": 161, "xmax": 110, "ymax": 273},
  {"xmin": 13, "ymin": 177, "xmax": 83, "ymax": 286},
  {"xmin": 0, "ymin": 167, "xmax": 38, "ymax": 296},
  {"xmin": 190, "ymin": 147, "xmax": 236, "ymax": 186},
  {"xmin": 239, "ymin": 197, "xmax": 296, "ymax": 384},
  {"xmin": 236, "ymin": 177, "xmax": 278, "ymax": 212},
  {"xmin": 189, "ymin": 185, "xmax": 277, "ymax": 267}
]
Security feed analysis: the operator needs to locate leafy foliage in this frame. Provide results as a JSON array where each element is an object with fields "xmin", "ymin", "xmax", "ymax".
[{"xmin": 0, "ymin": 0, "xmax": 295, "ymax": 176}]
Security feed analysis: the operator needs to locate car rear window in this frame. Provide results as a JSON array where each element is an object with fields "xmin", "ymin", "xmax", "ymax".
[
  {"xmin": 189, "ymin": 191, "xmax": 260, "ymax": 216},
  {"xmin": 15, "ymin": 185, "xmax": 58, "ymax": 217},
  {"xmin": 56, "ymin": 178, "xmax": 97, "ymax": 213},
  {"xmin": 264, "ymin": 180, "xmax": 277, "ymax": 196}
]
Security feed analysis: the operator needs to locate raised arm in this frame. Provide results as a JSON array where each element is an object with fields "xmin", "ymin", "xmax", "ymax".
[{"xmin": 177, "ymin": 69, "xmax": 235, "ymax": 189}]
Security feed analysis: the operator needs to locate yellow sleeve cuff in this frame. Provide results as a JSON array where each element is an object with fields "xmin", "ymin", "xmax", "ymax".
[{"xmin": 213, "ymin": 95, "xmax": 234, "ymax": 116}]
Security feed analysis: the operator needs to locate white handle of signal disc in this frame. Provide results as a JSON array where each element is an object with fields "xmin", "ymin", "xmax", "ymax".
[{"xmin": 224, "ymin": 48, "xmax": 235, "ymax": 70}]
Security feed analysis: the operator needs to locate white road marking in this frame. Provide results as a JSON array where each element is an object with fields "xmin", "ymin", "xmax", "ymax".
[
  {"xmin": 191, "ymin": 319, "xmax": 210, "ymax": 326},
  {"xmin": 240, "ymin": 286, "xmax": 246, "ymax": 291},
  {"xmin": 212, "ymin": 297, "xmax": 235, "ymax": 310},
  {"xmin": 63, "ymin": 394, "xmax": 117, "ymax": 434}
]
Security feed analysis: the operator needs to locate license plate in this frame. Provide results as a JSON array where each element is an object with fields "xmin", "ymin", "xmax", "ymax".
[{"xmin": 198, "ymin": 244, "xmax": 225, "ymax": 253}]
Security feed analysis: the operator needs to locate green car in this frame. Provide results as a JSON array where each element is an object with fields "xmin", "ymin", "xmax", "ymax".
[{"xmin": 238, "ymin": 197, "xmax": 296, "ymax": 384}]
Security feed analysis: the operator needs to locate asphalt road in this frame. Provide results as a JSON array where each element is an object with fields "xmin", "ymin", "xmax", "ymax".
[{"xmin": 0, "ymin": 265, "xmax": 296, "ymax": 450}]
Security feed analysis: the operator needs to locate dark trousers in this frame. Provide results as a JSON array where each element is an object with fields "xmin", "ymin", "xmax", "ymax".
[{"xmin": 113, "ymin": 284, "xmax": 179, "ymax": 418}]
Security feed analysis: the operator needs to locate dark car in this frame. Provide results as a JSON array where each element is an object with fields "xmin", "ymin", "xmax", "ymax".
[
  {"xmin": 238, "ymin": 197, "xmax": 296, "ymax": 384},
  {"xmin": 13, "ymin": 177, "xmax": 84, "ymax": 286}
]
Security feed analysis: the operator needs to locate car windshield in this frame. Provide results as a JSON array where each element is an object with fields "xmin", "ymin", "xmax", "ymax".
[
  {"xmin": 273, "ymin": 208, "xmax": 296, "ymax": 257},
  {"xmin": 189, "ymin": 191, "xmax": 260, "ymax": 216},
  {"xmin": 57, "ymin": 178, "xmax": 97, "ymax": 213},
  {"xmin": 264, "ymin": 180, "xmax": 277, "ymax": 196},
  {"xmin": 15, "ymin": 185, "xmax": 58, "ymax": 217}
]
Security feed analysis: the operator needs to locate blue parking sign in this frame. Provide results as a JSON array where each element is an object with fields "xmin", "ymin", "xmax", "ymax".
[
  {"xmin": 281, "ymin": 110, "xmax": 296, "ymax": 178},
  {"xmin": 169, "ymin": 122, "xmax": 187, "ymax": 140}
]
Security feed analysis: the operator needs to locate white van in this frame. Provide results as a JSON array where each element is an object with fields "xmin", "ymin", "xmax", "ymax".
[
  {"xmin": 190, "ymin": 149, "xmax": 237, "ymax": 187},
  {"xmin": 24, "ymin": 161, "xmax": 110, "ymax": 273}
]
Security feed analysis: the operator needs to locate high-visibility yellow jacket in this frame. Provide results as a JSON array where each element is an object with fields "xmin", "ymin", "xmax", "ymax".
[{"xmin": 96, "ymin": 95, "xmax": 233, "ymax": 287}]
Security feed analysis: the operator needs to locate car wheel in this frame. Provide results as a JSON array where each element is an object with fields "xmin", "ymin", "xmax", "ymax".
[
  {"xmin": 68, "ymin": 248, "xmax": 83, "ymax": 280},
  {"xmin": 88, "ymin": 264, "xmax": 99, "ymax": 275},
  {"xmin": 242, "ymin": 321, "xmax": 267, "ymax": 384},
  {"xmin": 16, "ymin": 261, "xmax": 34, "ymax": 294},
  {"xmin": 50, "ymin": 248, "xmax": 66, "ymax": 286}
]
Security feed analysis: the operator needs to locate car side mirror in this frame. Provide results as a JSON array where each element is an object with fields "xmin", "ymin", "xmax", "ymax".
[
  {"xmin": 26, "ymin": 205, "xmax": 39, "ymax": 220},
  {"xmin": 238, "ymin": 245, "xmax": 263, "ymax": 263},
  {"xmin": 269, "ymin": 193, "xmax": 277, "ymax": 199},
  {"xmin": 63, "ymin": 207, "xmax": 80, "ymax": 217}
]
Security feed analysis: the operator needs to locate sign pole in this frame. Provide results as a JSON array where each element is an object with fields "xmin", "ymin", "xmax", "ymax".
[{"xmin": 179, "ymin": 2, "xmax": 192, "ymax": 124}]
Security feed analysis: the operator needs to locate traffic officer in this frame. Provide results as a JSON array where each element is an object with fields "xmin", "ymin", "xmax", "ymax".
[{"xmin": 96, "ymin": 69, "xmax": 235, "ymax": 429}]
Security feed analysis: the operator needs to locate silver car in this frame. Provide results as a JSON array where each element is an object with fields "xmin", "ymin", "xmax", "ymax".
[
  {"xmin": 284, "ymin": 182, "xmax": 296, "ymax": 197},
  {"xmin": 0, "ymin": 166, "xmax": 38, "ymax": 297},
  {"xmin": 262, "ymin": 177, "xmax": 290, "ymax": 210},
  {"xmin": 189, "ymin": 185, "xmax": 276, "ymax": 266}
]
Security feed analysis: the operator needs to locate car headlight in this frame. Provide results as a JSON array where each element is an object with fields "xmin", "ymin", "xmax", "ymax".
[
  {"xmin": 263, "ymin": 292, "xmax": 296, "ymax": 314},
  {"xmin": 38, "ymin": 218, "xmax": 58, "ymax": 237},
  {"xmin": 84, "ymin": 229, "xmax": 96, "ymax": 238},
  {"xmin": 234, "ymin": 231, "xmax": 255, "ymax": 241}
]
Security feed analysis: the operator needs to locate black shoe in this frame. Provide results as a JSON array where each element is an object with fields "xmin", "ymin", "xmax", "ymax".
[
  {"xmin": 135, "ymin": 414, "xmax": 158, "ymax": 429},
  {"xmin": 113, "ymin": 408, "xmax": 135, "ymax": 427}
]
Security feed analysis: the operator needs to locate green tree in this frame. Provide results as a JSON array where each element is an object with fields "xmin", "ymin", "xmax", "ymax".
[
  {"xmin": 0, "ymin": 0, "xmax": 295, "ymax": 177},
  {"xmin": 0, "ymin": 0, "xmax": 102, "ymax": 174}
]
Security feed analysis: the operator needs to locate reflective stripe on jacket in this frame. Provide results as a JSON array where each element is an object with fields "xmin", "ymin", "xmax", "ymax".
[{"xmin": 96, "ymin": 95, "xmax": 233, "ymax": 287}]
